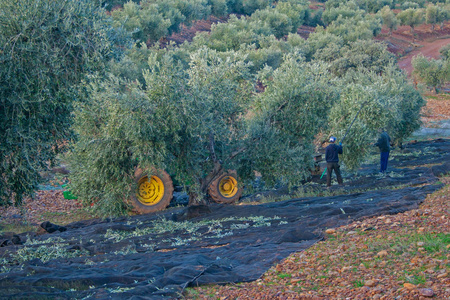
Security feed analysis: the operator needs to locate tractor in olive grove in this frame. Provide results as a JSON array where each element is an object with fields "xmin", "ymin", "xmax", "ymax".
[
  {"xmin": 129, "ymin": 168, "xmax": 242, "ymax": 214},
  {"xmin": 128, "ymin": 150, "xmax": 327, "ymax": 214}
]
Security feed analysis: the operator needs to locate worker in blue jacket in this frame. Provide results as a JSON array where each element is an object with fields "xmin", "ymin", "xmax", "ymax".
[
  {"xmin": 325, "ymin": 136, "xmax": 343, "ymax": 187},
  {"xmin": 374, "ymin": 129, "xmax": 391, "ymax": 173}
]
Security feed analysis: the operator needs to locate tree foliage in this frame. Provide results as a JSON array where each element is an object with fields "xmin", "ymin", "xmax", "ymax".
[
  {"xmin": 397, "ymin": 8, "xmax": 425, "ymax": 33},
  {"xmin": 440, "ymin": 43, "xmax": 450, "ymax": 60},
  {"xmin": 246, "ymin": 56, "xmax": 340, "ymax": 186},
  {"xmin": 0, "ymin": 0, "xmax": 121, "ymax": 207},
  {"xmin": 322, "ymin": 1, "xmax": 365, "ymax": 26},
  {"xmin": 356, "ymin": 0, "xmax": 395, "ymax": 13},
  {"xmin": 111, "ymin": 0, "xmax": 211, "ymax": 44},
  {"xmin": 326, "ymin": 0, "xmax": 394, "ymax": 13},
  {"xmin": 425, "ymin": 3, "xmax": 450, "ymax": 31},
  {"xmin": 327, "ymin": 40, "xmax": 396, "ymax": 76},
  {"xmin": 325, "ymin": 13, "xmax": 382, "ymax": 44},
  {"xmin": 5, "ymin": 0, "xmax": 428, "ymax": 215},
  {"xmin": 378, "ymin": 5, "xmax": 399, "ymax": 35},
  {"xmin": 328, "ymin": 64, "xmax": 424, "ymax": 169},
  {"xmin": 69, "ymin": 49, "xmax": 255, "ymax": 215},
  {"xmin": 412, "ymin": 54, "xmax": 450, "ymax": 93}
]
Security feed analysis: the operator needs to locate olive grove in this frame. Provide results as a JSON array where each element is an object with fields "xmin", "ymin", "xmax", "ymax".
[
  {"xmin": 1, "ymin": 0, "xmax": 427, "ymax": 215},
  {"xmin": 68, "ymin": 0, "xmax": 425, "ymax": 215}
]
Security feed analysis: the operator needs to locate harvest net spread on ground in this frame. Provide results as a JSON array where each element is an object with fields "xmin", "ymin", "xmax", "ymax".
[{"xmin": 0, "ymin": 139, "xmax": 449, "ymax": 299}]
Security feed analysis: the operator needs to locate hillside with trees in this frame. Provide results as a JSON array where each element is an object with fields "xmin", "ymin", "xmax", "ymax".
[{"xmin": 0, "ymin": 0, "xmax": 449, "ymax": 298}]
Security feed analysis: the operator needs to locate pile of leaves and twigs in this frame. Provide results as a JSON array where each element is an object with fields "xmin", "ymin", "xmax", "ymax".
[{"xmin": 186, "ymin": 177, "xmax": 450, "ymax": 299}]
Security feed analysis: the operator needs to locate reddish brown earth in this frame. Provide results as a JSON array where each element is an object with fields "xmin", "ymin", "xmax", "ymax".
[
  {"xmin": 386, "ymin": 23, "xmax": 450, "ymax": 75},
  {"xmin": 397, "ymin": 37, "xmax": 450, "ymax": 75},
  {"xmin": 189, "ymin": 177, "xmax": 450, "ymax": 300},
  {"xmin": 158, "ymin": 15, "xmax": 229, "ymax": 47}
]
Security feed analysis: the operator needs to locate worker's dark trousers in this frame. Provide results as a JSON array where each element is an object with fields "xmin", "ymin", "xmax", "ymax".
[
  {"xmin": 380, "ymin": 151, "xmax": 390, "ymax": 173},
  {"xmin": 326, "ymin": 162, "xmax": 343, "ymax": 187}
]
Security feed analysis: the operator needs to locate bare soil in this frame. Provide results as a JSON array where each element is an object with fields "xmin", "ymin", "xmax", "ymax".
[{"xmin": 386, "ymin": 23, "xmax": 450, "ymax": 75}]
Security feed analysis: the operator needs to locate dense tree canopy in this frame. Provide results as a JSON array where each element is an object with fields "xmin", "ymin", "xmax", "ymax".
[
  {"xmin": 69, "ymin": 49, "xmax": 255, "ymax": 215},
  {"xmin": 245, "ymin": 56, "xmax": 340, "ymax": 186},
  {"xmin": 425, "ymin": 3, "xmax": 450, "ymax": 31},
  {"xmin": 329, "ymin": 64, "xmax": 424, "ymax": 169},
  {"xmin": 0, "ymin": 0, "xmax": 124, "ymax": 207}
]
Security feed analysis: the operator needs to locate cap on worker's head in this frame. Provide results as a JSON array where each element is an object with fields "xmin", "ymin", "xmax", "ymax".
[{"xmin": 329, "ymin": 136, "xmax": 336, "ymax": 143}]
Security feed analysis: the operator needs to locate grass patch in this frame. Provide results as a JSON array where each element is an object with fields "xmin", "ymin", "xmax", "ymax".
[
  {"xmin": 424, "ymin": 93, "xmax": 450, "ymax": 101},
  {"xmin": 401, "ymin": 272, "xmax": 427, "ymax": 285},
  {"xmin": 412, "ymin": 232, "xmax": 450, "ymax": 253},
  {"xmin": 352, "ymin": 280, "xmax": 365, "ymax": 288},
  {"xmin": 277, "ymin": 273, "xmax": 292, "ymax": 279},
  {"xmin": 368, "ymin": 232, "xmax": 450, "ymax": 255}
]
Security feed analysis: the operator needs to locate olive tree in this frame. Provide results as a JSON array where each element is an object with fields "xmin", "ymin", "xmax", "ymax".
[
  {"xmin": 241, "ymin": 0, "xmax": 272, "ymax": 15},
  {"xmin": 378, "ymin": 6, "xmax": 399, "ymax": 35},
  {"xmin": 111, "ymin": 1, "xmax": 171, "ymax": 44},
  {"xmin": 322, "ymin": 1, "xmax": 365, "ymax": 26},
  {"xmin": 425, "ymin": 4, "xmax": 450, "ymax": 31},
  {"xmin": 111, "ymin": 0, "xmax": 211, "ymax": 45},
  {"xmin": 412, "ymin": 54, "xmax": 450, "ymax": 93},
  {"xmin": 397, "ymin": 8, "xmax": 425, "ymax": 34},
  {"xmin": 440, "ymin": 43, "xmax": 450, "ymax": 60},
  {"xmin": 328, "ymin": 40, "xmax": 395, "ymax": 76},
  {"xmin": 191, "ymin": 15, "xmax": 273, "ymax": 51},
  {"xmin": 325, "ymin": 13, "xmax": 382, "ymax": 44},
  {"xmin": 244, "ymin": 55, "xmax": 340, "ymax": 186},
  {"xmin": 274, "ymin": 0, "xmax": 310, "ymax": 30},
  {"xmin": 356, "ymin": 0, "xmax": 394, "ymax": 13},
  {"xmin": 250, "ymin": 9, "xmax": 293, "ymax": 39},
  {"xmin": 208, "ymin": 0, "xmax": 228, "ymax": 16},
  {"xmin": 69, "ymin": 49, "xmax": 255, "ymax": 215},
  {"xmin": 328, "ymin": 64, "xmax": 425, "ymax": 169},
  {"xmin": 0, "ymin": 0, "xmax": 121, "ymax": 207}
]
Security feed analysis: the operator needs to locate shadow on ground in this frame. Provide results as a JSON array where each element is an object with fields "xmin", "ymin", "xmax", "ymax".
[{"xmin": 0, "ymin": 139, "xmax": 448, "ymax": 299}]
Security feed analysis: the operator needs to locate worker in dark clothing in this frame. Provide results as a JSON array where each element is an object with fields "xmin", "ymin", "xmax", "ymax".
[
  {"xmin": 325, "ymin": 136, "xmax": 343, "ymax": 187},
  {"xmin": 374, "ymin": 129, "xmax": 391, "ymax": 173}
]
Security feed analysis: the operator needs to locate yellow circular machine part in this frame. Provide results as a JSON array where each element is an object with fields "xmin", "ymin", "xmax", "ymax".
[
  {"xmin": 136, "ymin": 175, "xmax": 165, "ymax": 205},
  {"xmin": 218, "ymin": 176, "xmax": 238, "ymax": 198}
]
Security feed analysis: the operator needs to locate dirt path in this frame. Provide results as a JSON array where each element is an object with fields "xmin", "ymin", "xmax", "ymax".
[{"xmin": 398, "ymin": 37, "xmax": 450, "ymax": 75}]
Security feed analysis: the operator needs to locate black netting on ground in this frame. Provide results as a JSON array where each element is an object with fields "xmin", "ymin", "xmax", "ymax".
[{"xmin": 0, "ymin": 139, "xmax": 448, "ymax": 299}]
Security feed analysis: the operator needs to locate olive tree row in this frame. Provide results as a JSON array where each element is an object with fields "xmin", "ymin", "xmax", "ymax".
[
  {"xmin": 111, "ymin": 0, "xmax": 212, "ymax": 44},
  {"xmin": 109, "ymin": 0, "xmax": 281, "ymax": 45},
  {"xmin": 69, "ymin": 47, "xmax": 425, "ymax": 216},
  {"xmin": 104, "ymin": 0, "xmax": 272, "ymax": 16}
]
